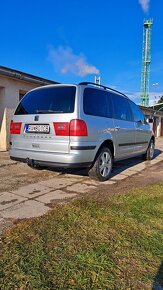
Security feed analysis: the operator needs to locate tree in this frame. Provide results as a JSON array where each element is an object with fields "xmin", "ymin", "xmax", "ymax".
[{"xmin": 157, "ymin": 96, "xmax": 163, "ymax": 104}]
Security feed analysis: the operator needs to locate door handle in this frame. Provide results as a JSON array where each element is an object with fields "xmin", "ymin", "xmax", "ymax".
[{"xmin": 115, "ymin": 126, "xmax": 120, "ymax": 131}]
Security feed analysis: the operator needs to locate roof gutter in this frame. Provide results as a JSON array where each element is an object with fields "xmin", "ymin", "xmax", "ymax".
[{"xmin": 0, "ymin": 66, "xmax": 58, "ymax": 86}]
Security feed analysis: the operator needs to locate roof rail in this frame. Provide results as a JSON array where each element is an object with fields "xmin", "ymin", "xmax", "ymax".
[{"xmin": 79, "ymin": 82, "xmax": 128, "ymax": 98}]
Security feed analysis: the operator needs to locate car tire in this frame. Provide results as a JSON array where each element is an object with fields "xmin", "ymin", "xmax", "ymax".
[
  {"xmin": 143, "ymin": 139, "xmax": 155, "ymax": 160},
  {"xmin": 88, "ymin": 147, "xmax": 113, "ymax": 181}
]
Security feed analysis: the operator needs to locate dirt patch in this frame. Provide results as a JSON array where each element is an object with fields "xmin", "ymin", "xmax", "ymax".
[
  {"xmin": 87, "ymin": 161, "xmax": 163, "ymax": 201},
  {"xmin": 0, "ymin": 163, "xmax": 60, "ymax": 193},
  {"xmin": 0, "ymin": 159, "xmax": 163, "ymax": 196}
]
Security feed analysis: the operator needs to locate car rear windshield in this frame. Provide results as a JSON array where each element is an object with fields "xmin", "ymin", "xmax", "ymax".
[{"xmin": 15, "ymin": 86, "xmax": 76, "ymax": 115}]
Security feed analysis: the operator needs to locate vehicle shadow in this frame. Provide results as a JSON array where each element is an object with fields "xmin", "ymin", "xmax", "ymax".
[
  {"xmin": 152, "ymin": 261, "xmax": 163, "ymax": 289},
  {"xmin": 154, "ymin": 148, "xmax": 162, "ymax": 158},
  {"xmin": 45, "ymin": 149, "xmax": 162, "ymax": 179},
  {"xmin": 111, "ymin": 148, "xmax": 162, "ymax": 177}
]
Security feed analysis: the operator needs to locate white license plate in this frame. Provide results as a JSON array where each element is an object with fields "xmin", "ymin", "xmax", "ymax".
[{"xmin": 25, "ymin": 124, "xmax": 50, "ymax": 133}]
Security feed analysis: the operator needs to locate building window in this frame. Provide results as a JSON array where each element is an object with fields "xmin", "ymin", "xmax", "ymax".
[{"xmin": 19, "ymin": 90, "xmax": 27, "ymax": 101}]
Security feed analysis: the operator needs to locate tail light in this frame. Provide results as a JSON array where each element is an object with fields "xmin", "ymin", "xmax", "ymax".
[
  {"xmin": 53, "ymin": 119, "xmax": 88, "ymax": 136},
  {"xmin": 70, "ymin": 119, "xmax": 88, "ymax": 136},
  {"xmin": 53, "ymin": 122, "xmax": 69, "ymax": 136},
  {"xmin": 10, "ymin": 120, "xmax": 22, "ymax": 134}
]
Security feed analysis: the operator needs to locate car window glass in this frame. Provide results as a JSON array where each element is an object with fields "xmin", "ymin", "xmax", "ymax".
[
  {"xmin": 129, "ymin": 100, "xmax": 145, "ymax": 123},
  {"xmin": 111, "ymin": 93, "xmax": 132, "ymax": 121},
  {"xmin": 15, "ymin": 86, "xmax": 76, "ymax": 115},
  {"xmin": 83, "ymin": 88, "xmax": 112, "ymax": 118}
]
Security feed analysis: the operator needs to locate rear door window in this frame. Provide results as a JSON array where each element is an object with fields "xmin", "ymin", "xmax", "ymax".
[
  {"xmin": 83, "ymin": 88, "xmax": 113, "ymax": 118},
  {"xmin": 111, "ymin": 93, "xmax": 132, "ymax": 121},
  {"xmin": 15, "ymin": 86, "xmax": 76, "ymax": 115}
]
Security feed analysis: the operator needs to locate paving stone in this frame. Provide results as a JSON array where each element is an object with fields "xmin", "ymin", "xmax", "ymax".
[
  {"xmin": 0, "ymin": 159, "xmax": 17, "ymax": 165},
  {"xmin": 36, "ymin": 190, "xmax": 77, "ymax": 204},
  {"xmin": 155, "ymin": 155, "xmax": 163, "ymax": 160},
  {"xmin": 67, "ymin": 183, "xmax": 96, "ymax": 193},
  {"xmin": 150, "ymin": 159, "xmax": 162, "ymax": 165},
  {"xmin": 0, "ymin": 192, "xmax": 27, "ymax": 211},
  {"xmin": 128, "ymin": 164, "xmax": 146, "ymax": 172},
  {"xmin": 38, "ymin": 177, "xmax": 79, "ymax": 189},
  {"xmin": 12, "ymin": 184, "xmax": 52, "ymax": 199},
  {"xmin": 119, "ymin": 169, "xmax": 138, "ymax": 176},
  {"xmin": 84, "ymin": 179, "xmax": 116, "ymax": 186},
  {"xmin": 1, "ymin": 200, "xmax": 50, "ymax": 219},
  {"xmin": 111, "ymin": 174, "xmax": 128, "ymax": 181},
  {"xmin": 64, "ymin": 174, "xmax": 85, "ymax": 179},
  {"xmin": 102, "ymin": 180, "xmax": 116, "ymax": 185},
  {"xmin": 83, "ymin": 179, "xmax": 102, "ymax": 186}
]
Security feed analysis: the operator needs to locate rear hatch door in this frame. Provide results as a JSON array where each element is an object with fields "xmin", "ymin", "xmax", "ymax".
[{"xmin": 12, "ymin": 85, "xmax": 77, "ymax": 154}]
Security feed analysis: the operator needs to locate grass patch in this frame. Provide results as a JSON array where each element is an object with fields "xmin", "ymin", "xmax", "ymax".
[{"xmin": 0, "ymin": 183, "xmax": 163, "ymax": 289}]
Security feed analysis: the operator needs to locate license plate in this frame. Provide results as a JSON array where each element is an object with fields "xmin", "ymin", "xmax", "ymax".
[{"xmin": 25, "ymin": 124, "xmax": 50, "ymax": 133}]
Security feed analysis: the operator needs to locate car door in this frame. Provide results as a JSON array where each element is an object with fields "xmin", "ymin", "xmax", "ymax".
[
  {"xmin": 128, "ymin": 100, "xmax": 149, "ymax": 153},
  {"xmin": 111, "ymin": 93, "xmax": 136, "ymax": 158}
]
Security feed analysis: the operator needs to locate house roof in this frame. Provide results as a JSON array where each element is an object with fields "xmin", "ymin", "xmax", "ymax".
[
  {"xmin": 150, "ymin": 103, "xmax": 163, "ymax": 112},
  {"xmin": 140, "ymin": 104, "xmax": 163, "ymax": 116},
  {"xmin": 0, "ymin": 65, "xmax": 59, "ymax": 86}
]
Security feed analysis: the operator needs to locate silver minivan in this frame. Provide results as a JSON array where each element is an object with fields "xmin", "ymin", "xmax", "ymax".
[{"xmin": 10, "ymin": 82, "xmax": 155, "ymax": 181}]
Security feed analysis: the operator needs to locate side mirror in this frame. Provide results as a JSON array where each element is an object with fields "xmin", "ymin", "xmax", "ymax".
[{"xmin": 148, "ymin": 118, "xmax": 153, "ymax": 123}]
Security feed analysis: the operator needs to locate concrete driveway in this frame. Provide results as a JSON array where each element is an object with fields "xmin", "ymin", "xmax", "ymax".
[{"xmin": 0, "ymin": 138, "xmax": 163, "ymax": 234}]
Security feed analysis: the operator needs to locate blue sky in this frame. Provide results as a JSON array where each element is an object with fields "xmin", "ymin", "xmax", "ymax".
[{"xmin": 0, "ymin": 0, "xmax": 163, "ymax": 104}]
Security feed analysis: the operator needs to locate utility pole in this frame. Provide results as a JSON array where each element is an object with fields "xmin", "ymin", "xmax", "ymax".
[
  {"xmin": 152, "ymin": 83, "xmax": 159, "ymax": 109},
  {"xmin": 140, "ymin": 19, "xmax": 153, "ymax": 107}
]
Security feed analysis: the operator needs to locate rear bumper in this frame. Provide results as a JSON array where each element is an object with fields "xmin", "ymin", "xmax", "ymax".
[
  {"xmin": 10, "ymin": 148, "xmax": 94, "ymax": 168},
  {"xmin": 10, "ymin": 156, "xmax": 91, "ymax": 168}
]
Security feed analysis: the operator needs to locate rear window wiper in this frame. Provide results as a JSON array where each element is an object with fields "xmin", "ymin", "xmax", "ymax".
[{"xmin": 36, "ymin": 110, "xmax": 64, "ymax": 114}]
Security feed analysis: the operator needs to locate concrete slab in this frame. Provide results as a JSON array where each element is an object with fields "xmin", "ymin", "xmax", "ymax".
[
  {"xmin": 38, "ymin": 177, "xmax": 80, "ymax": 189},
  {"xmin": 155, "ymin": 154, "xmax": 163, "ymax": 160},
  {"xmin": 103, "ymin": 180, "xmax": 117, "ymax": 185},
  {"xmin": 111, "ymin": 174, "xmax": 128, "ymax": 181},
  {"xmin": 67, "ymin": 183, "xmax": 96, "ymax": 193},
  {"xmin": 150, "ymin": 159, "xmax": 162, "ymax": 165},
  {"xmin": 83, "ymin": 179, "xmax": 102, "ymax": 186},
  {"xmin": 36, "ymin": 190, "xmax": 77, "ymax": 204},
  {"xmin": 0, "ymin": 192, "xmax": 27, "ymax": 211},
  {"xmin": 64, "ymin": 173, "xmax": 85, "ymax": 179},
  {"xmin": 119, "ymin": 169, "xmax": 138, "ymax": 176},
  {"xmin": 128, "ymin": 164, "xmax": 146, "ymax": 172},
  {"xmin": 1, "ymin": 200, "xmax": 50, "ymax": 219},
  {"xmin": 0, "ymin": 159, "xmax": 17, "ymax": 165},
  {"xmin": 84, "ymin": 179, "xmax": 116, "ymax": 186},
  {"xmin": 11, "ymin": 183, "xmax": 52, "ymax": 199}
]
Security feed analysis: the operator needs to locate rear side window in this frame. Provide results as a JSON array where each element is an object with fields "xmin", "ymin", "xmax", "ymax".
[
  {"xmin": 83, "ymin": 88, "xmax": 112, "ymax": 118},
  {"xmin": 15, "ymin": 86, "xmax": 76, "ymax": 115},
  {"xmin": 111, "ymin": 93, "xmax": 132, "ymax": 121}
]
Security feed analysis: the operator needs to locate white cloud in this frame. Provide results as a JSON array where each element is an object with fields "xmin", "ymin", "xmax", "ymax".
[
  {"xmin": 48, "ymin": 46, "xmax": 99, "ymax": 77},
  {"xmin": 138, "ymin": 0, "xmax": 150, "ymax": 13},
  {"xmin": 126, "ymin": 91, "xmax": 141, "ymax": 104}
]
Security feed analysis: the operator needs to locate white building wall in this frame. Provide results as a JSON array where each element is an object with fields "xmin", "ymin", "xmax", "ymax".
[
  {"xmin": 0, "ymin": 75, "xmax": 39, "ymax": 151},
  {"xmin": 0, "ymin": 76, "xmax": 37, "ymax": 109}
]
